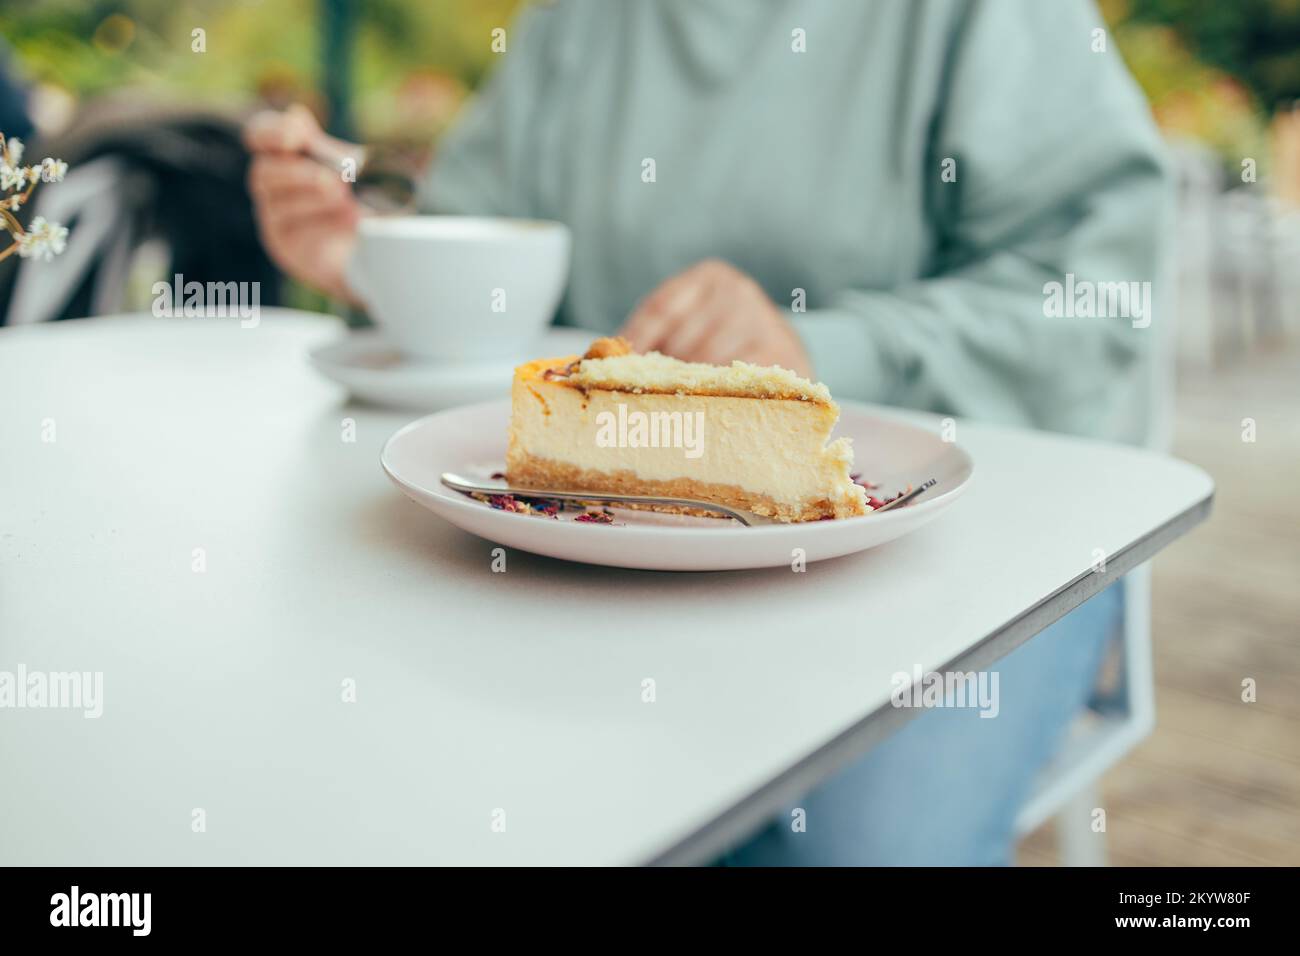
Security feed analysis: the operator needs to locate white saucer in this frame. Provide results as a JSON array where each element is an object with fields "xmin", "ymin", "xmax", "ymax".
[
  {"xmin": 381, "ymin": 399, "xmax": 974, "ymax": 571},
  {"xmin": 309, "ymin": 327, "xmax": 595, "ymax": 410}
]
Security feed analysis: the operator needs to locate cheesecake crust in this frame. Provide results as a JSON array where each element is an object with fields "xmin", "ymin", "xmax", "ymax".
[{"xmin": 505, "ymin": 452, "xmax": 866, "ymax": 522}]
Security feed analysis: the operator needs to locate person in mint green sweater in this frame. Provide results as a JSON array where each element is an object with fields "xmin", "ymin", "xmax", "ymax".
[{"xmin": 247, "ymin": 0, "xmax": 1168, "ymax": 863}]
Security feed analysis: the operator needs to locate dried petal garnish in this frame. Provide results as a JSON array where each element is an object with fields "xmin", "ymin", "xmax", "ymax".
[
  {"xmin": 574, "ymin": 511, "xmax": 614, "ymax": 524},
  {"xmin": 487, "ymin": 494, "xmax": 531, "ymax": 514},
  {"xmin": 533, "ymin": 499, "xmax": 562, "ymax": 518},
  {"xmin": 866, "ymin": 485, "xmax": 913, "ymax": 511},
  {"xmin": 461, "ymin": 488, "xmax": 563, "ymax": 519}
]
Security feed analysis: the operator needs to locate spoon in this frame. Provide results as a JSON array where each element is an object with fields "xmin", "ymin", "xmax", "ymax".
[{"xmin": 306, "ymin": 140, "xmax": 419, "ymax": 214}]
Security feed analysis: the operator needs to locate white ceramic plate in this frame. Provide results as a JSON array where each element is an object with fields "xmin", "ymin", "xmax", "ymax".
[
  {"xmin": 381, "ymin": 399, "xmax": 974, "ymax": 571},
  {"xmin": 310, "ymin": 327, "xmax": 594, "ymax": 410}
]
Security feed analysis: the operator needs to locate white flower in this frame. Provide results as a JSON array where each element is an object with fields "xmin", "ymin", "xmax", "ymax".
[
  {"xmin": 40, "ymin": 158, "xmax": 68, "ymax": 183},
  {"xmin": 0, "ymin": 162, "xmax": 28, "ymax": 191},
  {"xmin": 16, "ymin": 216, "xmax": 69, "ymax": 261},
  {"xmin": 6, "ymin": 137, "xmax": 24, "ymax": 165}
]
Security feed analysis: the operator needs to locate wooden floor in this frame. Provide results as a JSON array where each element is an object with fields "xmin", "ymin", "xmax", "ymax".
[{"xmin": 1019, "ymin": 346, "xmax": 1300, "ymax": 866}]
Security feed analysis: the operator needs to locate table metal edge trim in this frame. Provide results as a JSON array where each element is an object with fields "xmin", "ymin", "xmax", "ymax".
[{"xmin": 642, "ymin": 490, "xmax": 1215, "ymax": 866}]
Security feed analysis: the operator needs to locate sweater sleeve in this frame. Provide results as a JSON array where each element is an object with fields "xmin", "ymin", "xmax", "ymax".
[
  {"xmin": 790, "ymin": 0, "xmax": 1172, "ymax": 443},
  {"xmin": 417, "ymin": 6, "xmax": 553, "ymax": 217}
]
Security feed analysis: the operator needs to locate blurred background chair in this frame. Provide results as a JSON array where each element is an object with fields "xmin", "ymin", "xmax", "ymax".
[
  {"xmin": 1014, "ymin": 564, "xmax": 1157, "ymax": 866},
  {"xmin": 0, "ymin": 101, "xmax": 280, "ymax": 325}
]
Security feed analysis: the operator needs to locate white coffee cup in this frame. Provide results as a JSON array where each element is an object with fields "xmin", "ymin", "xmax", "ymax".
[{"xmin": 347, "ymin": 216, "xmax": 572, "ymax": 360}]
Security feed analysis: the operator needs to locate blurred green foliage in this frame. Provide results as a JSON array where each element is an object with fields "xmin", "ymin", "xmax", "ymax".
[
  {"xmin": 1124, "ymin": 0, "xmax": 1300, "ymax": 112},
  {"xmin": 1100, "ymin": 0, "xmax": 1282, "ymax": 165},
  {"xmin": 1, "ymin": 0, "xmax": 524, "ymax": 137}
]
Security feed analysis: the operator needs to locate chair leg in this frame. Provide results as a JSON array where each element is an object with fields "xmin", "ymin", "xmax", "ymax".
[{"xmin": 1056, "ymin": 784, "xmax": 1107, "ymax": 867}]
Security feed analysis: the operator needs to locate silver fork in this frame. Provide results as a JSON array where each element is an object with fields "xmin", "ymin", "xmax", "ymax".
[
  {"xmin": 441, "ymin": 473, "xmax": 938, "ymax": 526},
  {"xmin": 872, "ymin": 477, "xmax": 938, "ymax": 512},
  {"xmin": 440, "ymin": 472, "xmax": 778, "ymax": 526}
]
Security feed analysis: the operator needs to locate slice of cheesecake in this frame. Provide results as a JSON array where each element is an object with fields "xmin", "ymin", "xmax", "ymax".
[{"xmin": 505, "ymin": 337, "xmax": 868, "ymax": 522}]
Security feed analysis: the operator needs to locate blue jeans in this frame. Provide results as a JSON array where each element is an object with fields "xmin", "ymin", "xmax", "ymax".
[{"xmin": 721, "ymin": 584, "xmax": 1124, "ymax": 866}]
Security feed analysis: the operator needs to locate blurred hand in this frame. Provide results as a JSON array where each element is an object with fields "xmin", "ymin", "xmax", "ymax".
[
  {"xmin": 244, "ymin": 104, "xmax": 363, "ymax": 304},
  {"xmin": 621, "ymin": 259, "xmax": 812, "ymax": 377}
]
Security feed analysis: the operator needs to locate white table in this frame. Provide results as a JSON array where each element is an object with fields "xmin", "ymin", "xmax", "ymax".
[{"xmin": 0, "ymin": 311, "xmax": 1213, "ymax": 865}]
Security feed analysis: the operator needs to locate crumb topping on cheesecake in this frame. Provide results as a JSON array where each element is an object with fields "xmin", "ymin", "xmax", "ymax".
[
  {"xmin": 581, "ymin": 336, "xmax": 632, "ymax": 360},
  {"xmin": 526, "ymin": 336, "xmax": 833, "ymax": 404}
]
